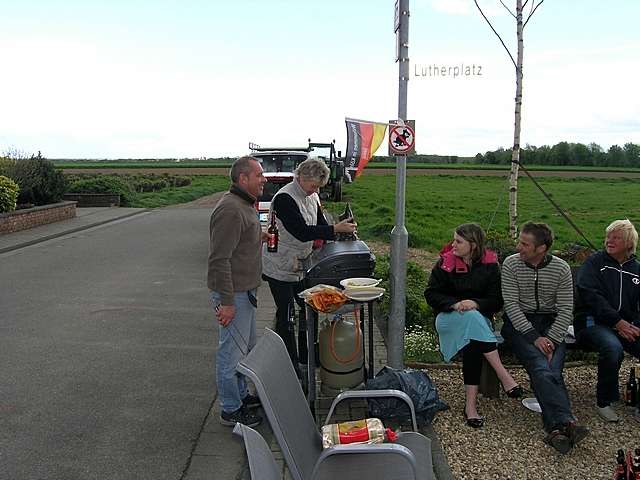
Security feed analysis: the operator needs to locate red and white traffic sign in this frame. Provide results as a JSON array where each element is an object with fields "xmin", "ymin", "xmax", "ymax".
[{"xmin": 388, "ymin": 122, "xmax": 415, "ymax": 155}]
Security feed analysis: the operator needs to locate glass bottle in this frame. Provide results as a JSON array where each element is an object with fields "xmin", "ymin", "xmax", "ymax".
[
  {"xmin": 337, "ymin": 203, "xmax": 357, "ymax": 241},
  {"xmin": 615, "ymin": 449, "xmax": 626, "ymax": 480},
  {"xmin": 267, "ymin": 211, "xmax": 279, "ymax": 253},
  {"xmin": 625, "ymin": 368, "xmax": 638, "ymax": 406}
]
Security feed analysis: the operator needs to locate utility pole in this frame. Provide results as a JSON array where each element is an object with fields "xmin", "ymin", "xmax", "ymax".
[{"xmin": 388, "ymin": 0, "xmax": 409, "ymax": 368}]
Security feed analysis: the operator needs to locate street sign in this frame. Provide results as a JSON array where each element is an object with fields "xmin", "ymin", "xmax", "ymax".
[{"xmin": 388, "ymin": 121, "xmax": 415, "ymax": 155}]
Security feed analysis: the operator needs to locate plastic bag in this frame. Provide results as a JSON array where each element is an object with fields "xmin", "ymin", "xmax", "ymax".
[{"xmin": 365, "ymin": 366, "xmax": 449, "ymax": 426}]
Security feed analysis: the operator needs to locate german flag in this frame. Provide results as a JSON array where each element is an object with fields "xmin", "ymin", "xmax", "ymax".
[{"xmin": 344, "ymin": 118, "xmax": 387, "ymax": 179}]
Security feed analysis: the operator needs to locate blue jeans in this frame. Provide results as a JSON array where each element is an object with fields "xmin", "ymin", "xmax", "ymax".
[
  {"xmin": 211, "ymin": 289, "xmax": 257, "ymax": 414},
  {"xmin": 502, "ymin": 315, "xmax": 574, "ymax": 432},
  {"xmin": 576, "ymin": 322, "xmax": 640, "ymax": 406}
]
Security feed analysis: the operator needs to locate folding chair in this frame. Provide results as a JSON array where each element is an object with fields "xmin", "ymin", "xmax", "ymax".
[
  {"xmin": 233, "ymin": 423, "xmax": 281, "ymax": 480},
  {"xmin": 237, "ymin": 328, "xmax": 434, "ymax": 480}
]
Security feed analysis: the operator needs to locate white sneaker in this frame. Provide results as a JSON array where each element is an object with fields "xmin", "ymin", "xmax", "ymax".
[{"xmin": 596, "ymin": 405, "xmax": 619, "ymax": 422}]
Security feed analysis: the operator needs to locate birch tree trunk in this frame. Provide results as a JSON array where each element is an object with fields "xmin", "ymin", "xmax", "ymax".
[{"xmin": 509, "ymin": 0, "xmax": 524, "ymax": 238}]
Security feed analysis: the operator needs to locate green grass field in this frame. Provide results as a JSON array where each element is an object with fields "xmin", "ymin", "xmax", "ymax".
[
  {"xmin": 330, "ymin": 174, "xmax": 640, "ymax": 251},
  {"xmin": 130, "ymin": 176, "xmax": 230, "ymax": 208},
  {"xmin": 130, "ymin": 173, "xmax": 640, "ymax": 250}
]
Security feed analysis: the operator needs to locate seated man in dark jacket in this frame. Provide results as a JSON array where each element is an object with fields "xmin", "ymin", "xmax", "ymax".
[{"xmin": 574, "ymin": 219, "xmax": 640, "ymax": 423}]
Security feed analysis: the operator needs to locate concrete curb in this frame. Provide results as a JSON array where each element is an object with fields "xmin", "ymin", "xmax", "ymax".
[{"xmin": 421, "ymin": 424, "xmax": 455, "ymax": 480}]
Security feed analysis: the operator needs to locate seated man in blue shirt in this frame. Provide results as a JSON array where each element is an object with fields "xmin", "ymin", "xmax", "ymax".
[{"xmin": 574, "ymin": 219, "xmax": 640, "ymax": 423}]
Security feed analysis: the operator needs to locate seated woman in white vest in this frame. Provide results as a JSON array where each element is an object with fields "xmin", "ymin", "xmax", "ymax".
[{"xmin": 262, "ymin": 158, "xmax": 357, "ymax": 377}]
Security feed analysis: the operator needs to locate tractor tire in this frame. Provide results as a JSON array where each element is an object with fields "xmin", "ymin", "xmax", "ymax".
[{"xmin": 332, "ymin": 181, "xmax": 342, "ymax": 202}]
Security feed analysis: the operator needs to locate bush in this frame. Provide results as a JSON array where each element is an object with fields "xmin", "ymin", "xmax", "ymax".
[
  {"xmin": 5, "ymin": 152, "xmax": 67, "ymax": 206},
  {"xmin": 133, "ymin": 178, "xmax": 169, "ymax": 192},
  {"xmin": 170, "ymin": 175, "xmax": 192, "ymax": 187},
  {"xmin": 554, "ymin": 242, "xmax": 594, "ymax": 265},
  {"xmin": 374, "ymin": 254, "xmax": 434, "ymax": 333},
  {"xmin": 68, "ymin": 176, "xmax": 135, "ymax": 206},
  {"xmin": 0, "ymin": 156, "xmax": 16, "ymax": 177},
  {"xmin": 65, "ymin": 173, "xmax": 193, "ymax": 204},
  {"xmin": 405, "ymin": 261, "xmax": 432, "ymax": 330},
  {"xmin": 486, "ymin": 229, "xmax": 517, "ymax": 262},
  {"xmin": 0, "ymin": 175, "xmax": 20, "ymax": 213},
  {"xmin": 130, "ymin": 174, "xmax": 191, "ymax": 192}
]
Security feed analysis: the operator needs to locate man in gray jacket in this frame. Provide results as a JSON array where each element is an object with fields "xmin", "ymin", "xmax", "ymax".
[
  {"xmin": 501, "ymin": 222, "xmax": 588, "ymax": 454},
  {"xmin": 208, "ymin": 156, "xmax": 266, "ymax": 427}
]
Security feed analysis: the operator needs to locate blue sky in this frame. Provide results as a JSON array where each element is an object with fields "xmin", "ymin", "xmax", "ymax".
[{"xmin": 1, "ymin": 0, "xmax": 638, "ymax": 159}]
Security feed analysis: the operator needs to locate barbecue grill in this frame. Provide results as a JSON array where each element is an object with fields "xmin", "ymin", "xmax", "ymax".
[
  {"xmin": 304, "ymin": 240, "xmax": 375, "ymax": 288},
  {"xmin": 303, "ymin": 239, "xmax": 378, "ymax": 415}
]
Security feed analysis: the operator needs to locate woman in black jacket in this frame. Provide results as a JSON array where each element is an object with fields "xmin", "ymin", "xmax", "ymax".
[{"xmin": 425, "ymin": 223, "xmax": 522, "ymax": 428}]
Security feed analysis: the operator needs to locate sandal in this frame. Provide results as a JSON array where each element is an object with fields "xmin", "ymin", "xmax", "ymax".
[
  {"xmin": 462, "ymin": 407, "xmax": 484, "ymax": 428},
  {"xmin": 504, "ymin": 385, "xmax": 524, "ymax": 398}
]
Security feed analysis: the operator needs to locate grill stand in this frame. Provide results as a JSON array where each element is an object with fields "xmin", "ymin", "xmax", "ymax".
[{"xmin": 305, "ymin": 294, "xmax": 383, "ymax": 419}]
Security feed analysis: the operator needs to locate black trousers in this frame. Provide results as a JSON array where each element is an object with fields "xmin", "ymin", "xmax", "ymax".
[
  {"xmin": 462, "ymin": 340, "xmax": 497, "ymax": 386},
  {"xmin": 263, "ymin": 275, "xmax": 308, "ymax": 371}
]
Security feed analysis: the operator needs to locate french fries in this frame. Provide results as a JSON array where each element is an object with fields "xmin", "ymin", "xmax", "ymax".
[{"xmin": 300, "ymin": 285, "xmax": 347, "ymax": 313}]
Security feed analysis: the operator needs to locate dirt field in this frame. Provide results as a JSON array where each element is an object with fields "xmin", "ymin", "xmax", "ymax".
[{"xmin": 61, "ymin": 167, "xmax": 640, "ymax": 178}]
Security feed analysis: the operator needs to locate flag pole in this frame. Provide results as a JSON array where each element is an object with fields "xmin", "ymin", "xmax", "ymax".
[{"xmin": 388, "ymin": 0, "xmax": 409, "ymax": 369}]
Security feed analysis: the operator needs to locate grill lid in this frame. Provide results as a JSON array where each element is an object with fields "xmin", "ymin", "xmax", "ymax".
[
  {"xmin": 305, "ymin": 240, "xmax": 375, "ymax": 287},
  {"xmin": 307, "ymin": 240, "xmax": 371, "ymax": 267}
]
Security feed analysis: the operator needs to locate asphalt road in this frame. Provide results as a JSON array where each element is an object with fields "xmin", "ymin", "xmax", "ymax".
[{"xmin": 0, "ymin": 208, "xmax": 216, "ymax": 480}]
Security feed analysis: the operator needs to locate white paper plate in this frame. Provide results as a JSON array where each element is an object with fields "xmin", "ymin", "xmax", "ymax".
[
  {"xmin": 340, "ymin": 278, "xmax": 381, "ymax": 289},
  {"xmin": 522, "ymin": 397, "xmax": 542, "ymax": 413},
  {"xmin": 343, "ymin": 287, "xmax": 385, "ymax": 302}
]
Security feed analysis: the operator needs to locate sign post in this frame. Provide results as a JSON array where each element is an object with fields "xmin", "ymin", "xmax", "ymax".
[{"xmin": 388, "ymin": 0, "xmax": 410, "ymax": 369}]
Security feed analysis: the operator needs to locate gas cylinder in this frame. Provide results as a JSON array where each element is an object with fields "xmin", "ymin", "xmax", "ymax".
[{"xmin": 319, "ymin": 313, "xmax": 364, "ymax": 393}]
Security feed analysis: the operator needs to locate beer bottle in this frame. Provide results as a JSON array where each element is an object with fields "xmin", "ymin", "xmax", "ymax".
[
  {"xmin": 615, "ymin": 449, "xmax": 626, "ymax": 480},
  {"xmin": 633, "ymin": 448, "xmax": 640, "ymax": 478},
  {"xmin": 625, "ymin": 368, "xmax": 638, "ymax": 406},
  {"xmin": 340, "ymin": 202, "xmax": 354, "ymax": 223},
  {"xmin": 267, "ymin": 211, "xmax": 279, "ymax": 253},
  {"xmin": 627, "ymin": 449, "xmax": 635, "ymax": 480},
  {"xmin": 337, "ymin": 203, "xmax": 357, "ymax": 241}
]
